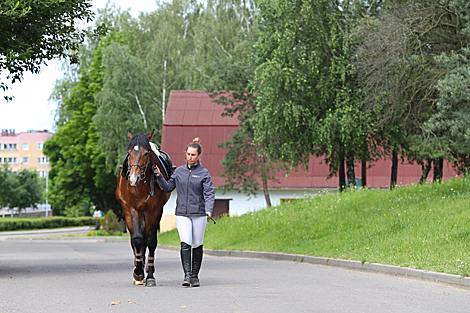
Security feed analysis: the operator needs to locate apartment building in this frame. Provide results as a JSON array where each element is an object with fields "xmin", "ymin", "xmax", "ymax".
[{"xmin": 0, "ymin": 129, "xmax": 53, "ymax": 176}]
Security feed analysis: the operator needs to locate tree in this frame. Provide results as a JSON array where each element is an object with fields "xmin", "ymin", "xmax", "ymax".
[
  {"xmin": 252, "ymin": 0, "xmax": 374, "ymax": 190},
  {"xmin": 354, "ymin": 0, "xmax": 468, "ymax": 184},
  {"xmin": 216, "ymin": 92, "xmax": 287, "ymax": 207},
  {"xmin": 0, "ymin": 0, "xmax": 105, "ymax": 100},
  {"xmin": 94, "ymin": 41, "xmax": 162, "ymax": 172},
  {"xmin": 44, "ymin": 44, "xmax": 118, "ymax": 217},
  {"xmin": 9, "ymin": 170, "xmax": 42, "ymax": 215},
  {"xmin": 0, "ymin": 164, "xmax": 12, "ymax": 209},
  {"xmin": 425, "ymin": 48, "xmax": 470, "ymax": 174},
  {"xmin": 200, "ymin": 0, "xmax": 287, "ymax": 206},
  {"xmin": 0, "ymin": 165, "xmax": 42, "ymax": 215}
]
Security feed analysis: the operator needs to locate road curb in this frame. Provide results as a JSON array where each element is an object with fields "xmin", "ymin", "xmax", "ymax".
[{"xmin": 158, "ymin": 245, "xmax": 470, "ymax": 290}]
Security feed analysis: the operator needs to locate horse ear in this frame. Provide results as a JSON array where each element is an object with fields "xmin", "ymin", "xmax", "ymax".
[
  {"xmin": 147, "ymin": 129, "xmax": 155, "ymax": 140},
  {"xmin": 126, "ymin": 130, "xmax": 133, "ymax": 139}
]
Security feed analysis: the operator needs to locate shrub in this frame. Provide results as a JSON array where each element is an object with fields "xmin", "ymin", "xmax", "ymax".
[
  {"xmin": 0, "ymin": 217, "xmax": 96, "ymax": 231},
  {"xmin": 99, "ymin": 211, "xmax": 121, "ymax": 233}
]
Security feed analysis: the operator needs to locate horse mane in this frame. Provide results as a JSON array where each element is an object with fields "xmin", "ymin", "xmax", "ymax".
[{"xmin": 127, "ymin": 133, "xmax": 152, "ymax": 151}]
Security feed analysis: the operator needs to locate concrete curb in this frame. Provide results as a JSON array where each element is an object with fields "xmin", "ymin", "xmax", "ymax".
[{"xmin": 158, "ymin": 245, "xmax": 470, "ymax": 290}]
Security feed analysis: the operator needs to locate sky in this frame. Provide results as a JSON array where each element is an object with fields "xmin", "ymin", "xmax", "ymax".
[{"xmin": 0, "ymin": 0, "xmax": 159, "ymax": 134}]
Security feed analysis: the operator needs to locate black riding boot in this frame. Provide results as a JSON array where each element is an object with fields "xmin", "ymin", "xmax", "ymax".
[
  {"xmin": 180, "ymin": 242, "xmax": 191, "ymax": 286},
  {"xmin": 191, "ymin": 245, "xmax": 203, "ymax": 287}
]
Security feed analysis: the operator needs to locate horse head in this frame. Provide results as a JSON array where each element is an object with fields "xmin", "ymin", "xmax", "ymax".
[{"xmin": 126, "ymin": 129, "xmax": 154, "ymax": 187}]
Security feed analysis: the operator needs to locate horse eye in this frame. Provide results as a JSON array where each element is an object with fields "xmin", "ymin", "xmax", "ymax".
[{"xmin": 144, "ymin": 152, "xmax": 149, "ymax": 156}]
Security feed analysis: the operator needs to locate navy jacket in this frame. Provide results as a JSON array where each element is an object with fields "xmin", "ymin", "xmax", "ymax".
[{"xmin": 156, "ymin": 161, "xmax": 215, "ymax": 216}]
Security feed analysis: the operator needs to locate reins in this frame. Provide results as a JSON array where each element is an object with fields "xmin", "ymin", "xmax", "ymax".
[{"xmin": 126, "ymin": 152, "xmax": 156, "ymax": 203}]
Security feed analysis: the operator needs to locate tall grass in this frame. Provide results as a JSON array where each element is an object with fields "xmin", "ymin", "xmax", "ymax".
[{"xmin": 158, "ymin": 177, "xmax": 470, "ymax": 276}]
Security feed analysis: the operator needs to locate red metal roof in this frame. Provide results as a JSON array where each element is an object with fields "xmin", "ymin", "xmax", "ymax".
[
  {"xmin": 161, "ymin": 91, "xmax": 458, "ymax": 188},
  {"xmin": 164, "ymin": 91, "xmax": 239, "ymax": 126}
]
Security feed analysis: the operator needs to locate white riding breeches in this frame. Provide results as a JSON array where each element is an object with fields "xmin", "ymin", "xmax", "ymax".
[{"xmin": 175, "ymin": 215, "xmax": 207, "ymax": 248}]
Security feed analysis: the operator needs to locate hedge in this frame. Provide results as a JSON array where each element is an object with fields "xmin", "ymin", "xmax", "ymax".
[{"xmin": 0, "ymin": 217, "xmax": 98, "ymax": 232}]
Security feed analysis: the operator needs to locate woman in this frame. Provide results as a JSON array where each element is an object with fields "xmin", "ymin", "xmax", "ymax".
[{"xmin": 154, "ymin": 138, "xmax": 214, "ymax": 287}]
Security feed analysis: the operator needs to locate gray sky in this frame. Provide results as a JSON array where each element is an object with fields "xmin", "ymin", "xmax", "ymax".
[{"xmin": 0, "ymin": 0, "xmax": 159, "ymax": 134}]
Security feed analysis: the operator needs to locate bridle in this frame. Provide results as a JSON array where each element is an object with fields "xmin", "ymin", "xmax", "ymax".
[{"xmin": 126, "ymin": 150, "xmax": 155, "ymax": 203}]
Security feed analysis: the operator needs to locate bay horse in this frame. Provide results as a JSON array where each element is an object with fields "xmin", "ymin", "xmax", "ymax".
[{"xmin": 116, "ymin": 130, "xmax": 171, "ymax": 286}]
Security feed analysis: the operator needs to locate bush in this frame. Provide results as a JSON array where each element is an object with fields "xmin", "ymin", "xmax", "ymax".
[
  {"xmin": 0, "ymin": 217, "xmax": 97, "ymax": 231},
  {"xmin": 86, "ymin": 230, "xmax": 126, "ymax": 236},
  {"xmin": 99, "ymin": 211, "xmax": 121, "ymax": 233}
]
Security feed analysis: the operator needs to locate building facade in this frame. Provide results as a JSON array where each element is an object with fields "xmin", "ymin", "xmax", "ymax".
[
  {"xmin": 0, "ymin": 129, "xmax": 52, "ymax": 176},
  {"xmin": 0, "ymin": 129, "xmax": 53, "ymax": 217}
]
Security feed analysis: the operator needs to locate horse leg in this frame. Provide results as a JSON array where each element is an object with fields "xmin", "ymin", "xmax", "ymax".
[
  {"xmin": 129, "ymin": 209, "xmax": 145, "ymax": 285},
  {"xmin": 144, "ymin": 216, "xmax": 160, "ymax": 287}
]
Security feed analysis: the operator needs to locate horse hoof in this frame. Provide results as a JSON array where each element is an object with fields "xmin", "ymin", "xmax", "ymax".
[
  {"xmin": 145, "ymin": 278, "xmax": 156, "ymax": 287},
  {"xmin": 133, "ymin": 278, "xmax": 144, "ymax": 285},
  {"xmin": 133, "ymin": 271, "xmax": 145, "ymax": 285}
]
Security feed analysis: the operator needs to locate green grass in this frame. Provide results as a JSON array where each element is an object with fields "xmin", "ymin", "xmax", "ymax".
[
  {"xmin": 86, "ymin": 230, "xmax": 127, "ymax": 237},
  {"xmin": 158, "ymin": 177, "xmax": 470, "ymax": 276}
]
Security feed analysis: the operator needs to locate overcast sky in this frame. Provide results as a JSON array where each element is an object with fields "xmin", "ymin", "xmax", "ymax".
[{"xmin": 0, "ymin": 0, "xmax": 159, "ymax": 134}]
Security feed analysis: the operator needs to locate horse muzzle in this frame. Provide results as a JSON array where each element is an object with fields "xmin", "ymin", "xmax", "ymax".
[{"xmin": 129, "ymin": 173, "xmax": 141, "ymax": 187}]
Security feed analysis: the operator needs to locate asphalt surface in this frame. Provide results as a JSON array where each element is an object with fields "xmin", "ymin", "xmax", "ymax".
[{"xmin": 0, "ymin": 229, "xmax": 469, "ymax": 312}]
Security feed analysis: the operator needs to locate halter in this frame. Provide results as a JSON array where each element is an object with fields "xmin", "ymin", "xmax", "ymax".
[{"xmin": 126, "ymin": 151, "xmax": 155, "ymax": 203}]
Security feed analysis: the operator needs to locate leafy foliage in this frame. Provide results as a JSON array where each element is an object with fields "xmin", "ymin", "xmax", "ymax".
[
  {"xmin": 252, "ymin": 0, "xmax": 373, "ymax": 189},
  {"xmin": 216, "ymin": 92, "xmax": 288, "ymax": 206},
  {"xmin": 44, "ymin": 44, "xmax": 117, "ymax": 217},
  {"xmin": 0, "ymin": 0, "xmax": 105, "ymax": 100},
  {"xmin": 0, "ymin": 216, "xmax": 96, "ymax": 231},
  {"xmin": 99, "ymin": 210, "xmax": 121, "ymax": 232},
  {"xmin": 0, "ymin": 164, "xmax": 43, "ymax": 213}
]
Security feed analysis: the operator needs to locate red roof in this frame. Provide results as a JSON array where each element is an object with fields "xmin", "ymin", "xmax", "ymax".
[
  {"xmin": 161, "ymin": 91, "xmax": 458, "ymax": 188},
  {"xmin": 164, "ymin": 91, "xmax": 238, "ymax": 126},
  {"xmin": 0, "ymin": 130, "xmax": 53, "ymax": 143}
]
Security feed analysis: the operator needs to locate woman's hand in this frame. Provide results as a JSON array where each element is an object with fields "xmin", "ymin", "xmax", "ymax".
[
  {"xmin": 153, "ymin": 165, "xmax": 161, "ymax": 176},
  {"xmin": 206, "ymin": 211, "xmax": 212, "ymax": 219}
]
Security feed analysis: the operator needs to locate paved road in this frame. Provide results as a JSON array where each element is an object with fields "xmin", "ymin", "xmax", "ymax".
[{"xmin": 0, "ymin": 235, "xmax": 469, "ymax": 312}]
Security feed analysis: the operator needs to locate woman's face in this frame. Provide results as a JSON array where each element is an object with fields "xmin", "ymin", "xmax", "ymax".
[{"xmin": 186, "ymin": 147, "xmax": 200, "ymax": 166}]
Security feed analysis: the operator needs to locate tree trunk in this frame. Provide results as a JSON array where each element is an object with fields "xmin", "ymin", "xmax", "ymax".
[
  {"xmin": 162, "ymin": 59, "xmax": 167, "ymax": 121},
  {"xmin": 390, "ymin": 149, "xmax": 398, "ymax": 189},
  {"xmin": 361, "ymin": 159, "xmax": 367, "ymax": 188},
  {"xmin": 346, "ymin": 154, "xmax": 356, "ymax": 188},
  {"xmin": 339, "ymin": 154, "xmax": 346, "ymax": 192},
  {"xmin": 433, "ymin": 157, "xmax": 444, "ymax": 182},
  {"xmin": 261, "ymin": 174, "xmax": 272, "ymax": 207},
  {"xmin": 419, "ymin": 159, "xmax": 432, "ymax": 184}
]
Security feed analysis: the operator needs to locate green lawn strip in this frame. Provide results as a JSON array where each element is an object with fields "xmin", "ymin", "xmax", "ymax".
[{"xmin": 157, "ymin": 177, "xmax": 470, "ymax": 276}]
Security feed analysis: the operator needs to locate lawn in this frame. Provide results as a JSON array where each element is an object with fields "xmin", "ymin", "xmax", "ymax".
[{"xmin": 158, "ymin": 176, "xmax": 470, "ymax": 276}]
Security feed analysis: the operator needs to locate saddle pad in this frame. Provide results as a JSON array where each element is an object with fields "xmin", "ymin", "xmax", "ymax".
[
  {"xmin": 150, "ymin": 142, "xmax": 174, "ymax": 178},
  {"xmin": 150, "ymin": 142, "xmax": 161, "ymax": 157}
]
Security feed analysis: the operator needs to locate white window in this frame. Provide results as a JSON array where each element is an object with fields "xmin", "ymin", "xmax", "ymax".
[
  {"xmin": 38, "ymin": 143, "xmax": 44, "ymax": 150},
  {"xmin": 5, "ymin": 157, "xmax": 17, "ymax": 164},
  {"xmin": 0, "ymin": 143, "xmax": 17, "ymax": 150},
  {"xmin": 38, "ymin": 171, "xmax": 49, "ymax": 178},
  {"xmin": 38, "ymin": 157, "xmax": 49, "ymax": 164},
  {"xmin": 23, "ymin": 157, "xmax": 28, "ymax": 164},
  {"xmin": 23, "ymin": 143, "xmax": 29, "ymax": 151}
]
